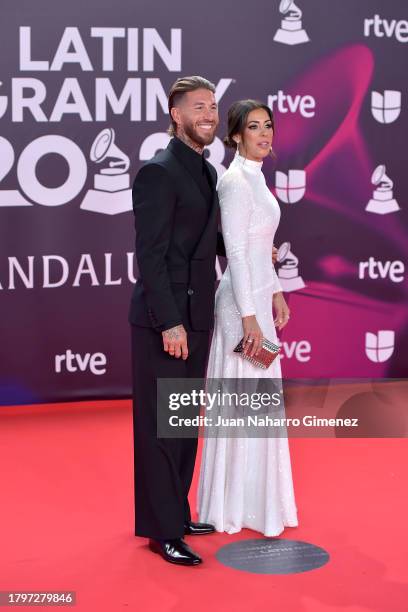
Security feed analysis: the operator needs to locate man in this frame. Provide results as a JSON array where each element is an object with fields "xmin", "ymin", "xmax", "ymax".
[{"xmin": 129, "ymin": 76, "xmax": 222, "ymax": 566}]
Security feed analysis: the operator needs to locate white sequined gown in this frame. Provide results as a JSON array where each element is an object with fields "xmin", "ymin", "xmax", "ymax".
[{"xmin": 197, "ymin": 153, "xmax": 298, "ymax": 536}]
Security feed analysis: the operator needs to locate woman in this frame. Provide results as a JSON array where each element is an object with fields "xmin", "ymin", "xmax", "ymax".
[{"xmin": 197, "ymin": 100, "xmax": 298, "ymax": 536}]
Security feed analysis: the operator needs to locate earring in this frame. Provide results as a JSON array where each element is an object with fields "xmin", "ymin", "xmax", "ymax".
[{"xmin": 234, "ymin": 141, "xmax": 240, "ymax": 157}]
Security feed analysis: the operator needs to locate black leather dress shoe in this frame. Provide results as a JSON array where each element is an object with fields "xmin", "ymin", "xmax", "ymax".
[
  {"xmin": 184, "ymin": 520, "xmax": 216, "ymax": 535},
  {"xmin": 148, "ymin": 538, "xmax": 202, "ymax": 566}
]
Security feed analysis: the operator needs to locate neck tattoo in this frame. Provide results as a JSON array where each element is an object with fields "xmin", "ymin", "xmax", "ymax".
[{"xmin": 177, "ymin": 129, "xmax": 204, "ymax": 155}]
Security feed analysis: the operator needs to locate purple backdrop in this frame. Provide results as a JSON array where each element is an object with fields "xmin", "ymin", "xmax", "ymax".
[{"xmin": 0, "ymin": 0, "xmax": 407, "ymax": 404}]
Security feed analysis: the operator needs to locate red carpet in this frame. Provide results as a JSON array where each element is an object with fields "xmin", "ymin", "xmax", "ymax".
[{"xmin": 1, "ymin": 400, "xmax": 407, "ymax": 611}]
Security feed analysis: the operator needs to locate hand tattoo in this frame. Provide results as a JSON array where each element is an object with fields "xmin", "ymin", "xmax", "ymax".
[{"xmin": 163, "ymin": 325, "xmax": 184, "ymax": 341}]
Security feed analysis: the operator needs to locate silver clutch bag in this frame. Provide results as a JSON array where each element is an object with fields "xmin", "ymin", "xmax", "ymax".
[{"xmin": 233, "ymin": 337, "xmax": 281, "ymax": 369}]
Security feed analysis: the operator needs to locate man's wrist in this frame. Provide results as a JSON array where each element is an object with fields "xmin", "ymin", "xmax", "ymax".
[{"xmin": 159, "ymin": 320, "xmax": 183, "ymax": 333}]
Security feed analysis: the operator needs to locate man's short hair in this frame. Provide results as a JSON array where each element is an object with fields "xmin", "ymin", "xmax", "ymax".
[{"xmin": 167, "ymin": 75, "xmax": 216, "ymax": 136}]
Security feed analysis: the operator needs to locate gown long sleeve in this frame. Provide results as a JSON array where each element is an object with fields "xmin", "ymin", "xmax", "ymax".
[{"xmin": 218, "ymin": 172, "xmax": 256, "ymax": 317}]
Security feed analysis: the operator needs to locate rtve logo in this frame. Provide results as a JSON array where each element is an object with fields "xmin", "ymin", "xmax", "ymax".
[
  {"xmin": 278, "ymin": 340, "xmax": 311, "ymax": 362},
  {"xmin": 268, "ymin": 91, "xmax": 316, "ymax": 118},
  {"xmin": 364, "ymin": 15, "xmax": 408, "ymax": 42},
  {"xmin": 275, "ymin": 170, "xmax": 306, "ymax": 204},
  {"xmin": 55, "ymin": 349, "xmax": 107, "ymax": 375},
  {"xmin": 365, "ymin": 331, "xmax": 395, "ymax": 363},
  {"xmin": 371, "ymin": 90, "xmax": 401, "ymax": 124},
  {"xmin": 358, "ymin": 258, "xmax": 405, "ymax": 283}
]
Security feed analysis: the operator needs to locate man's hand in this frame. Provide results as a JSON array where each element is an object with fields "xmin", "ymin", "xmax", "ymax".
[
  {"xmin": 162, "ymin": 324, "xmax": 188, "ymax": 360},
  {"xmin": 273, "ymin": 292, "xmax": 290, "ymax": 331},
  {"xmin": 272, "ymin": 245, "xmax": 278, "ymax": 264}
]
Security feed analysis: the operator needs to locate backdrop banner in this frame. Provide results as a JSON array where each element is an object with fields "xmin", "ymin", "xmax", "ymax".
[{"xmin": 0, "ymin": 0, "xmax": 407, "ymax": 404}]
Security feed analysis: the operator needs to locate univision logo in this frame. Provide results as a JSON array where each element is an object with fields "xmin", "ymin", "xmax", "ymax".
[
  {"xmin": 275, "ymin": 170, "xmax": 306, "ymax": 204},
  {"xmin": 365, "ymin": 331, "xmax": 395, "ymax": 363},
  {"xmin": 371, "ymin": 90, "xmax": 401, "ymax": 124}
]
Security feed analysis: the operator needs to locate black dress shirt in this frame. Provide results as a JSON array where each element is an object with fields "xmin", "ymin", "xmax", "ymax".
[{"xmin": 171, "ymin": 136, "xmax": 213, "ymax": 206}]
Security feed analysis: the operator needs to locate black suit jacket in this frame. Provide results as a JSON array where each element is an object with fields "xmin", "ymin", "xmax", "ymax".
[{"xmin": 129, "ymin": 138, "xmax": 224, "ymax": 332}]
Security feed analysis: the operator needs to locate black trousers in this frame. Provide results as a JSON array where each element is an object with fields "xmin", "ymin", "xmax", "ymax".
[{"xmin": 131, "ymin": 324, "xmax": 210, "ymax": 539}]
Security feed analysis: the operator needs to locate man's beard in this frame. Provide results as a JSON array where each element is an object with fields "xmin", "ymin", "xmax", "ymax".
[{"xmin": 183, "ymin": 120, "xmax": 217, "ymax": 147}]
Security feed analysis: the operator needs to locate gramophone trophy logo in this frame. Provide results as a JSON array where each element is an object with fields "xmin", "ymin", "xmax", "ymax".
[
  {"xmin": 80, "ymin": 128, "xmax": 132, "ymax": 215},
  {"xmin": 276, "ymin": 242, "xmax": 306, "ymax": 292},
  {"xmin": 273, "ymin": 0, "xmax": 310, "ymax": 45},
  {"xmin": 366, "ymin": 164, "xmax": 400, "ymax": 215}
]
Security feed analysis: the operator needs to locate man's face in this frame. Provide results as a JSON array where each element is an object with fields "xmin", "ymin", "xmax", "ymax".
[{"xmin": 172, "ymin": 88, "xmax": 219, "ymax": 146}]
